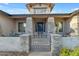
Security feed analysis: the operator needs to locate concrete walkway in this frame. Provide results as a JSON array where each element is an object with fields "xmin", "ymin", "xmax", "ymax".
[{"xmin": 29, "ymin": 51, "xmax": 52, "ymax": 56}]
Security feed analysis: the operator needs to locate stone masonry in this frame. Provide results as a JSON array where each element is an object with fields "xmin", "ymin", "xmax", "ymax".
[
  {"xmin": 26, "ymin": 16, "xmax": 33, "ymax": 35},
  {"xmin": 51, "ymin": 34, "xmax": 62, "ymax": 56},
  {"xmin": 47, "ymin": 17, "xmax": 55, "ymax": 34}
]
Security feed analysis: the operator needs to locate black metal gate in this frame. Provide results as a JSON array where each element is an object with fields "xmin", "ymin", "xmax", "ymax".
[{"xmin": 30, "ymin": 33, "xmax": 51, "ymax": 51}]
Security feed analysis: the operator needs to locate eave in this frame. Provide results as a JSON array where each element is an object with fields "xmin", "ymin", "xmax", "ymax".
[{"xmin": 10, "ymin": 13, "xmax": 70, "ymax": 18}]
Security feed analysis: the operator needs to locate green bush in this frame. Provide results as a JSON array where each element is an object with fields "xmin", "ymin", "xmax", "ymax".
[
  {"xmin": 60, "ymin": 47, "xmax": 79, "ymax": 56},
  {"xmin": 60, "ymin": 48, "xmax": 70, "ymax": 56},
  {"xmin": 70, "ymin": 47, "xmax": 79, "ymax": 56}
]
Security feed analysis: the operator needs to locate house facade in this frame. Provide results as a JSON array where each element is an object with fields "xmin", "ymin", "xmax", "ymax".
[
  {"xmin": 0, "ymin": 3, "xmax": 79, "ymax": 37},
  {"xmin": 0, "ymin": 3, "xmax": 79, "ymax": 55}
]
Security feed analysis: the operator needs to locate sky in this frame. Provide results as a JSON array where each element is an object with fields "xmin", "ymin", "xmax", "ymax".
[{"xmin": 0, "ymin": 3, "xmax": 79, "ymax": 14}]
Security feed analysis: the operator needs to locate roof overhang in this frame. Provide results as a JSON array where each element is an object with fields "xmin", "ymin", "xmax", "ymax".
[
  {"xmin": 10, "ymin": 14, "xmax": 70, "ymax": 18},
  {"xmin": 26, "ymin": 3, "xmax": 55, "ymax": 12}
]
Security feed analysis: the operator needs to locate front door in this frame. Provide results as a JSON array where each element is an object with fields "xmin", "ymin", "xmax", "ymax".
[{"xmin": 36, "ymin": 22, "xmax": 45, "ymax": 32}]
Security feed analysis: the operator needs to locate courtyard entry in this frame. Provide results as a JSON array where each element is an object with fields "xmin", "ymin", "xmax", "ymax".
[{"xmin": 30, "ymin": 18, "xmax": 51, "ymax": 51}]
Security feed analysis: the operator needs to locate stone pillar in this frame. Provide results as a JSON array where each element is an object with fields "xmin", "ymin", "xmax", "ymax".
[
  {"xmin": 26, "ymin": 16, "xmax": 33, "ymax": 35},
  {"xmin": 50, "ymin": 34, "xmax": 62, "ymax": 56},
  {"xmin": 47, "ymin": 17, "xmax": 55, "ymax": 34},
  {"xmin": 20, "ymin": 34, "xmax": 30, "ymax": 54},
  {"xmin": 19, "ymin": 16, "xmax": 33, "ymax": 54}
]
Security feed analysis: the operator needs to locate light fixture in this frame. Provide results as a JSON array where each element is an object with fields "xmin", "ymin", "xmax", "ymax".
[{"xmin": 23, "ymin": 23, "xmax": 26, "ymax": 27}]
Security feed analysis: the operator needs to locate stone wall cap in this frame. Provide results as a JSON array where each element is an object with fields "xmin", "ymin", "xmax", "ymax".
[
  {"xmin": 51, "ymin": 34, "xmax": 61, "ymax": 37},
  {"xmin": 20, "ymin": 34, "xmax": 30, "ymax": 37}
]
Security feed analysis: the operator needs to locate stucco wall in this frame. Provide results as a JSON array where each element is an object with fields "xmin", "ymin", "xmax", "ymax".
[
  {"xmin": 70, "ymin": 16, "xmax": 78, "ymax": 35},
  {"xmin": 64, "ymin": 18, "xmax": 71, "ymax": 34},
  {"xmin": 15, "ymin": 18, "xmax": 26, "ymax": 33},
  {"xmin": 0, "ymin": 12, "xmax": 15, "ymax": 36},
  {"xmin": 0, "ymin": 37, "xmax": 22, "ymax": 51},
  {"xmin": 51, "ymin": 34, "xmax": 79, "ymax": 50},
  {"xmin": 61, "ymin": 37, "xmax": 79, "ymax": 49},
  {"xmin": 0, "ymin": 12, "xmax": 26, "ymax": 35},
  {"xmin": 77, "ymin": 15, "xmax": 79, "ymax": 35},
  {"xmin": 0, "ymin": 34, "xmax": 30, "ymax": 52},
  {"xmin": 63, "ymin": 15, "xmax": 79, "ymax": 36}
]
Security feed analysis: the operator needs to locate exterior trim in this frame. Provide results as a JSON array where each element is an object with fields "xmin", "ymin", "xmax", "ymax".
[{"xmin": 0, "ymin": 9, "xmax": 79, "ymax": 17}]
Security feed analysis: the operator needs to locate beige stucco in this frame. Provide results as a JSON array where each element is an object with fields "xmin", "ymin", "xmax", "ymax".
[
  {"xmin": 64, "ymin": 18, "xmax": 71, "ymax": 34},
  {"xmin": 14, "ymin": 18, "xmax": 26, "ymax": 33},
  {"xmin": 70, "ymin": 15, "xmax": 78, "ymax": 35},
  {"xmin": 0, "ymin": 13, "xmax": 79, "ymax": 36},
  {"xmin": 0, "ymin": 12, "xmax": 26, "ymax": 36},
  {"xmin": 77, "ymin": 15, "xmax": 79, "ymax": 35},
  {"xmin": 73, "ymin": 14, "xmax": 79, "ymax": 35},
  {"xmin": 0, "ymin": 11, "xmax": 79, "ymax": 36},
  {"xmin": 0, "ymin": 12, "xmax": 15, "ymax": 36}
]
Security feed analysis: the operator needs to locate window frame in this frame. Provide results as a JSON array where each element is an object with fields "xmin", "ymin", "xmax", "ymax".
[
  {"xmin": 18, "ymin": 22, "xmax": 26, "ymax": 32},
  {"xmin": 55, "ymin": 21, "xmax": 64, "ymax": 33}
]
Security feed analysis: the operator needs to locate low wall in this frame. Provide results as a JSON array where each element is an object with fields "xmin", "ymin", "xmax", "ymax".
[
  {"xmin": 61, "ymin": 37, "xmax": 79, "ymax": 49},
  {"xmin": 0, "ymin": 37, "xmax": 22, "ymax": 51},
  {"xmin": 0, "ymin": 35, "xmax": 79, "ymax": 52},
  {"xmin": 51, "ymin": 34, "xmax": 79, "ymax": 55}
]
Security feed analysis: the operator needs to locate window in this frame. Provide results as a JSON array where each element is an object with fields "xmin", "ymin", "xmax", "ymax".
[
  {"xmin": 34, "ymin": 8, "xmax": 47, "ymax": 14},
  {"xmin": 18, "ymin": 22, "xmax": 26, "ymax": 32},
  {"xmin": 55, "ymin": 21, "xmax": 63, "ymax": 33}
]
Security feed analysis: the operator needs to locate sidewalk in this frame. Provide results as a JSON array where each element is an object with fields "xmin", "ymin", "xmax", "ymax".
[{"xmin": 29, "ymin": 51, "xmax": 52, "ymax": 56}]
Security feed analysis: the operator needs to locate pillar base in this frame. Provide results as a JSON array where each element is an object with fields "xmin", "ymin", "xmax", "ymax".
[{"xmin": 20, "ymin": 34, "xmax": 30, "ymax": 54}]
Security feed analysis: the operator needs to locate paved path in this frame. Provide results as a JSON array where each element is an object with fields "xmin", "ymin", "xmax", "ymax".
[
  {"xmin": 29, "ymin": 51, "xmax": 52, "ymax": 56},
  {"xmin": 0, "ymin": 51, "xmax": 28, "ymax": 56}
]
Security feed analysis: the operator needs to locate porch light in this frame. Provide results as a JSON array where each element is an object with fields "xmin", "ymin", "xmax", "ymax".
[{"xmin": 23, "ymin": 23, "xmax": 26, "ymax": 27}]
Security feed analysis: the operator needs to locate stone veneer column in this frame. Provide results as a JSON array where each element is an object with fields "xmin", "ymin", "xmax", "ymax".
[
  {"xmin": 20, "ymin": 34, "xmax": 30, "ymax": 54},
  {"xmin": 47, "ymin": 17, "xmax": 62, "ymax": 55},
  {"xmin": 26, "ymin": 16, "xmax": 33, "ymax": 35},
  {"xmin": 51, "ymin": 34, "xmax": 62, "ymax": 56},
  {"xmin": 19, "ymin": 16, "xmax": 33, "ymax": 54},
  {"xmin": 47, "ymin": 17, "xmax": 55, "ymax": 34}
]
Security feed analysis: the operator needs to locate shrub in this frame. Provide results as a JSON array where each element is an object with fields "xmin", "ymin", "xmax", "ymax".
[
  {"xmin": 60, "ymin": 47, "xmax": 79, "ymax": 56},
  {"xmin": 70, "ymin": 47, "xmax": 79, "ymax": 56},
  {"xmin": 60, "ymin": 48, "xmax": 70, "ymax": 56}
]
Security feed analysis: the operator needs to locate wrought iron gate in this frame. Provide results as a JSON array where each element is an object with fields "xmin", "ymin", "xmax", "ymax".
[{"xmin": 30, "ymin": 33, "xmax": 51, "ymax": 51}]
